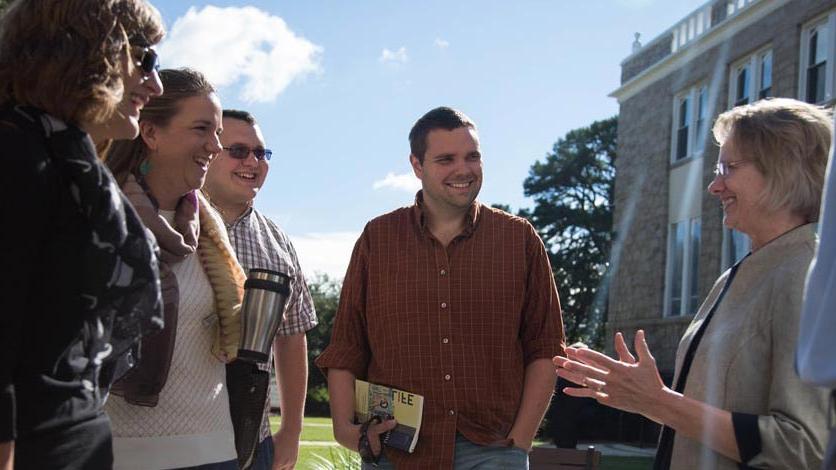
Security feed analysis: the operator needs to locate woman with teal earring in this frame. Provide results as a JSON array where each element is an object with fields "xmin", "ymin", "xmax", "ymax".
[{"xmin": 105, "ymin": 68, "xmax": 245, "ymax": 470}]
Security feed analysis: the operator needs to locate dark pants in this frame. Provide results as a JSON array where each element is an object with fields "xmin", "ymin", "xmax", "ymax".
[
  {"xmin": 248, "ymin": 437, "xmax": 275, "ymax": 470},
  {"xmin": 362, "ymin": 433, "xmax": 529, "ymax": 469},
  {"xmin": 15, "ymin": 413, "xmax": 112, "ymax": 470},
  {"xmin": 178, "ymin": 438, "xmax": 272, "ymax": 470}
]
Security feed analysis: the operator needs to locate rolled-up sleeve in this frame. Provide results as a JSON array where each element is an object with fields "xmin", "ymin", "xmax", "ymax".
[
  {"xmin": 315, "ymin": 227, "xmax": 372, "ymax": 378},
  {"xmin": 519, "ymin": 222, "xmax": 565, "ymax": 364},
  {"xmin": 736, "ymin": 277, "xmax": 830, "ymax": 468},
  {"xmin": 278, "ymin": 234, "xmax": 318, "ymax": 336}
]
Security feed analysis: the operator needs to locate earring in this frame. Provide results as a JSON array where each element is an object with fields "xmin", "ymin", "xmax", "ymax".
[{"xmin": 139, "ymin": 158, "xmax": 151, "ymax": 176}]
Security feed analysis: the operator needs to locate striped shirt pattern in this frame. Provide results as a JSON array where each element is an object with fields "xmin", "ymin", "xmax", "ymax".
[{"xmin": 316, "ymin": 195, "xmax": 564, "ymax": 469}]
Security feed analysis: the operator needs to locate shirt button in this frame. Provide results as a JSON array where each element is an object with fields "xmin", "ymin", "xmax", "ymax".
[
  {"xmin": 440, "ymin": 268, "xmax": 447, "ymax": 276},
  {"xmin": 442, "ymin": 337, "xmax": 449, "ymax": 344},
  {"xmin": 444, "ymin": 374, "xmax": 451, "ymax": 381},
  {"xmin": 449, "ymin": 409, "xmax": 456, "ymax": 416},
  {"xmin": 441, "ymin": 302, "xmax": 448, "ymax": 309}
]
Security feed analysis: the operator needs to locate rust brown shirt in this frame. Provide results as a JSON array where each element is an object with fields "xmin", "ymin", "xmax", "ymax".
[{"xmin": 316, "ymin": 194, "xmax": 564, "ymax": 469}]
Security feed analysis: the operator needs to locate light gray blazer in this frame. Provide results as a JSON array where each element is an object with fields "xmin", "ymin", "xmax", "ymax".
[{"xmin": 670, "ymin": 224, "xmax": 829, "ymax": 469}]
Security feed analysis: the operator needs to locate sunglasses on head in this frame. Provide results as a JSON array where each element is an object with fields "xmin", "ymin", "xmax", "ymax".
[
  {"xmin": 132, "ymin": 46, "xmax": 159, "ymax": 75},
  {"xmin": 223, "ymin": 144, "xmax": 273, "ymax": 161}
]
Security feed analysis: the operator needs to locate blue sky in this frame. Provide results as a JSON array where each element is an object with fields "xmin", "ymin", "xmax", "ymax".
[{"xmin": 153, "ymin": 0, "xmax": 706, "ymax": 278}]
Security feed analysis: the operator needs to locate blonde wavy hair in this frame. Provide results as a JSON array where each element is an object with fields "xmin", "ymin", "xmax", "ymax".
[
  {"xmin": 0, "ymin": 0, "xmax": 164, "ymax": 127},
  {"xmin": 713, "ymin": 98, "xmax": 832, "ymax": 222}
]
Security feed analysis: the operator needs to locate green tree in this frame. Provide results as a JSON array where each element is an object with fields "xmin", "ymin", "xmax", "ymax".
[
  {"xmin": 305, "ymin": 274, "xmax": 342, "ymax": 416},
  {"xmin": 521, "ymin": 116, "xmax": 617, "ymax": 348},
  {"xmin": 0, "ymin": 0, "xmax": 11, "ymax": 13}
]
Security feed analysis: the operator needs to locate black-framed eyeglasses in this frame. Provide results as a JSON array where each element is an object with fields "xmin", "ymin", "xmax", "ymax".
[
  {"xmin": 223, "ymin": 145, "xmax": 273, "ymax": 161},
  {"xmin": 132, "ymin": 46, "xmax": 159, "ymax": 75}
]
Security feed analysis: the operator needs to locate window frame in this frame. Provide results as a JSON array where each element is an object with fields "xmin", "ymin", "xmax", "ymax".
[
  {"xmin": 727, "ymin": 46, "xmax": 772, "ymax": 108},
  {"xmin": 664, "ymin": 217, "xmax": 702, "ymax": 317},
  {"xmin": 671, "ymin": 84, "xmax": 709, "ymax": 163},
  {"xmin": 759, "ymin": 50, "xmax": 772, "ymax": 99},
  {"xmin": 721, "ymin": 228, "xmax": 751, "ymax": 271},
  {"xmin": 799, "ymin": 11, "xmax": 836, "ymax": 104}
]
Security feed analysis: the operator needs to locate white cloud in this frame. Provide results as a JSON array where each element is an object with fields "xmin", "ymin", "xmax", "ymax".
[
  {"xmin": 372, "ymin": 172, "xmax": 421, "ymax": 192},
  {"xmin": 379, "ymin": 46, "xmax": 408, "ymax": 64},
  {"xmin": 157, "ymin": 6, "xmax": 322, "ymax": 103},
  {"xmin": 434, "ymin": 38, "xmax": 450, "ymax": 49},
  {"xmin": 291, "ymin": 231, "xmax": 359, "ymax": 280}
]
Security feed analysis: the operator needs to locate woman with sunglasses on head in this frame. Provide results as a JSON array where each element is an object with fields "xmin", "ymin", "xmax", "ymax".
[
  {"xmin": 0, "ymin": 1, "xmax": 165, "ymax": 469},
  {"xmin": 104, "ymin": 68, "xmax": 246, "ymax": 470},
  {"xmin": 554, "ymin": 98, "xmax": 832, "ymax": 469}
]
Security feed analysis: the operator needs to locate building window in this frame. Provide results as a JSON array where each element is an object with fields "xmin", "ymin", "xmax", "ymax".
[
  {"xmin": 808, "ymin": 24, "xmax": 828, "ymax": 103},
  {"xmin": 676, "ymin": 96, "xmax": 690, "ymax": 160},
  {"xmin": 729, "ymin": 48, "xmax": 772, "ymax": 108},
  {"xmin": 721, "ymin": 228, "xmax": 750, "ymax": 270},
  {"xmin": 800, "ymin": 12, "xmax": 836, "ymax": 104},
  {"xmin": 666, "ymin": 217, "xmax": 701, "ymax": 316},
  {"xmin": 759, "ymin": 51, "xmax": 772, "ymax": 99},
  {"xmin": 735, "ymin": 64, "xmax": 750, "ymax": 106},
  {"xmin": 672, "ymin": 84, "xmax": 708, "ymax": 162},
  {"xmin": 695, "ymin": 87, "xmax": 708, "ymax": 153}
]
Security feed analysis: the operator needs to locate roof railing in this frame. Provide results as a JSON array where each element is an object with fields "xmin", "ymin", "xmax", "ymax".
[{"xmin": 669, "ymin": 0, "xmax": 760, "ymax": 53}]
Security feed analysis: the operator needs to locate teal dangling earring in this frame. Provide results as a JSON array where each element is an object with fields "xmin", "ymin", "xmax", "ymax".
[{"xmin": 139, "ymin": 158, "xmax": 151, "ymax": 176}]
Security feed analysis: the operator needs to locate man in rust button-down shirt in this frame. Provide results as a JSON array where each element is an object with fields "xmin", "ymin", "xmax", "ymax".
[{"xmin": 316, "ymin": 106, "xmax": 565, "ymax": 469}]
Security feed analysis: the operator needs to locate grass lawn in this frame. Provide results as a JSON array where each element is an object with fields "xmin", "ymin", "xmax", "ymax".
[
  {"xmin": 272, "ymin": 416, "xmax": 654, "ymax": 469},
  {"xmin": 271, "ymin": 416, "xmax": 341, "ymax": 469}
]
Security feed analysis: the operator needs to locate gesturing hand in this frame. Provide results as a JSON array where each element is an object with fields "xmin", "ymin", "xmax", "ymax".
[{"xmin": 552, "ymin": 330, "xmax": 671, "ymax": 422}]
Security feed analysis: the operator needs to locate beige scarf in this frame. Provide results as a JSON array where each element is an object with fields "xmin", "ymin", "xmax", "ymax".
[{"xmin": 115, "ymin": 175, "xmax": 244, "ymax": 405}]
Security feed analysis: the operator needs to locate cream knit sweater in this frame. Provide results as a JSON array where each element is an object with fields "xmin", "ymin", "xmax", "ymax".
[{"xmin": 106, "ymin": 211, "xmax": 237, "ymax": 470}]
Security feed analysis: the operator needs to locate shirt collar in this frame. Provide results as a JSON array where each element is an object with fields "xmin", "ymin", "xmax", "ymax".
[
  {"xmin": 228, "ymin": 205, "xmax": 255, "ymax": 229},
  {"xmin": 203, "ymin": 189, "xmax": 254, "ymax": 229},
  {"xmin": 412, "ymin": 190, "xmax": 481, "ymax": 239}
]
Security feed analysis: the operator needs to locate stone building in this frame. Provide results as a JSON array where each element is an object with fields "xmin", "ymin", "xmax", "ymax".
[{"xmin": 607, "ymin": 0, "xmax": 836, "ymax": 379}]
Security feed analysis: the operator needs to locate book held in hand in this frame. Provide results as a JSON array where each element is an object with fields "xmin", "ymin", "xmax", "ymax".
[{"xmin": 354, "ymin": 379, "xmax": 424, "ymax": 453}]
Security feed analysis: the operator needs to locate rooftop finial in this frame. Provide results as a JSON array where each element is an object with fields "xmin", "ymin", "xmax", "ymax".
[{"xmin": 632, "ymin": 32, "xmax": 642, "ymax": 53}]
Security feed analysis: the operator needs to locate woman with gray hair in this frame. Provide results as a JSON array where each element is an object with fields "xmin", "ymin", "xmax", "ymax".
[{"xmin": 554, "ymin": 98, "xmax": 832, "ymax": 469}]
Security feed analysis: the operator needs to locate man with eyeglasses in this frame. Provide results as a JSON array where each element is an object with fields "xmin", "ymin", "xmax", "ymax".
[{"xmin": 204, "ymin": 109, "xmax": 317, "ymax": 470}]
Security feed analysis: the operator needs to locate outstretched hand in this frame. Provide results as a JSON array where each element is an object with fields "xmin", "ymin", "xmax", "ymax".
[{"xmin": 552, "ymin": 330, "xmax": 670, "ymax": 422}]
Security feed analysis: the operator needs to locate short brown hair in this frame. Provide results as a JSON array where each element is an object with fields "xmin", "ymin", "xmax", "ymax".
[
  {"xmin": 0, "ymin": 0, "xmax": 164, "ymax": 126},
  {"xmin": 409, "ymin": 106, "xmax": 477, "ymax": 163},
  {"xmin": 223, "ymin": 109, "xmax": 257, "ymax": 125},
  {"xmin": 106, "ymin": 68, "xmax": 216, "ymax": 183},
  {"xmin": 713, "ymin": 98, "xmax": 832, "ymax": 222}
]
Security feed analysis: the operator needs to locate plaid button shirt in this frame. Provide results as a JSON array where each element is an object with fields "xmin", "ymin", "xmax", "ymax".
[
  {"xmin": 316, "ymin": 193, "xmax": 564, "ymax": 469},
  {"xmin": 226, "ymin": 207, "xmax": 318, "ymax": 442}
]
